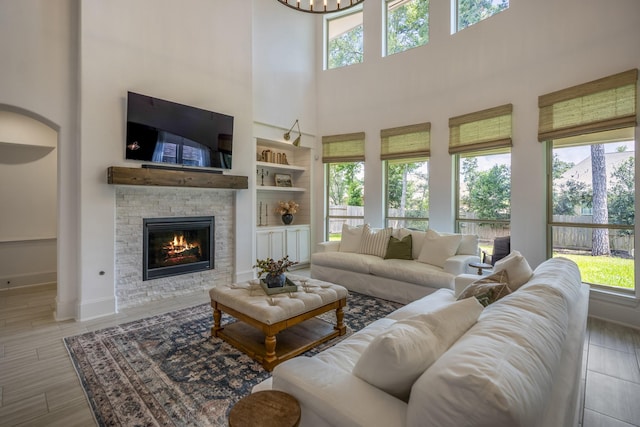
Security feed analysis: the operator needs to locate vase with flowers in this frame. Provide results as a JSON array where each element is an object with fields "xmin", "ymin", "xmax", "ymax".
[
  {"xmin": 253, "ymin": 255, "xmax": 299, "ymax": 288},
  {"xmin": 275, "ymin": 200, "xmax": 299, "ymax": 225}
]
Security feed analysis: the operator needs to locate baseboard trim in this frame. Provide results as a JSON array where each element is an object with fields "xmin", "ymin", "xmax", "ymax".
[
  {"xmin": 77, "ymin": 296, "xmax": 117, "ymax": 321},
  {"xmin": 0, "ymin": 271, "xmax": 57, "ymax": 290}
]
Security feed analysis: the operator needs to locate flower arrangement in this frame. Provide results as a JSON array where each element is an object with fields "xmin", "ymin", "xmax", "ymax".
[
  {"xmin": 275, "ymin": 200, "xmax": 299, "ymax": 215},
  {"xmin": 253, "ymin": 255, "xmax": 298, "ymax": 278}
]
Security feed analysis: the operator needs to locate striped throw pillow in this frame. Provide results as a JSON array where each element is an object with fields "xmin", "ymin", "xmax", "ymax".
[{"xmin": 358, "ymin": 224, "xmax": 393, "ymax": 258}]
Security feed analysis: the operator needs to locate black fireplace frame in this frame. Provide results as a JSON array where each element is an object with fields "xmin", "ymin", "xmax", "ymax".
[{"xmin": 143, "ymin": 216, "xmax": 215, "ymax": 281}]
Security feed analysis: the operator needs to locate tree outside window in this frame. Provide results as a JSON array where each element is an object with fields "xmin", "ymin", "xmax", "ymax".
[
  {"xmin": 386, "ymin": 0, "xmax": 429, "ymax": 56},
  {"xmin": 456, "ymin": 151, "xmax": 511, "ymax": 254},
  {"xmin": 327, "ymin": 162, "xmax": 364, "ymax": 240},
  {"xmin": 550, "ymin": 140, "xmax": 635, "ymax": 290},
  {"xmin": 456, "ymin": 0, "xmax": 509, "ymax": 32},
  {"xmin": 386, "ymin": 159, "xmax": 429, "ymax": 230},
  {"xmin": 327, "ymin": 9, "xmax": 363, "ymax": 69}
]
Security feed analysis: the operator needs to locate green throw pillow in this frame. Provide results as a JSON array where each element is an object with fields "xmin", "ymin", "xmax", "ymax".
[{"xmin": 384, "ymin": 234, "xmax": 413, "ymax": 260}]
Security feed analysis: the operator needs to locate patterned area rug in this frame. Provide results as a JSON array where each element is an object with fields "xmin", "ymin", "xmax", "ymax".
[{"xmin": 64, "ymin": 292, "xmax": 402, "ymax": 427}]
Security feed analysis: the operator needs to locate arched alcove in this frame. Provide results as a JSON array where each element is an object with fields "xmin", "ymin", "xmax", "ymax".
[{"xmin": 0, "ymin": 107, "xmax": 58, "ymax": 289}]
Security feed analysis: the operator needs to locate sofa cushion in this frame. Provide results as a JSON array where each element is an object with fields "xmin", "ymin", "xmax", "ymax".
[
  {"xmin": 493, "ymin": 250, "xmax": 533, "ymax": 290},
  {"xmin": 457, "ymin": 234, "xmax": 479, "ymax": 255},
  {"xmin": 398, "ymin": 228, "xmax": 427, "ymax": 260},
  {"xmin": 407, "ymin": 282, "xmax": 569, "ymax": 427},
  {"xmin": 386, "ymin": 288, "xmax": 456, "ymax": 321},
  {"xmin": 369, "ymin": 259, "xmax": 454, "ymax": 289},
  {"xmin": 339, "ymin": 223, "xmax": 364, "ymax": 253},
  {"xmin": 359, "ymin": 224, "xmax": 393, "ymax": 258},
  {"xmin": 417, "ymin": 229, "xmax": 462, "ymax": 268},
  {"xmin": 311, "ymin": 251, "xmax": 380, "ymax": 275},
  {"xmin": 353, "ymin": 297, "xmax": 484, "ymax": 401},
  {"xmin": 457, "ymin": 270, "xmax": 512, "ymax": 306},
  {"xmin": 384, "ymin": 234, "xmax": 413, "ymax": 260}
]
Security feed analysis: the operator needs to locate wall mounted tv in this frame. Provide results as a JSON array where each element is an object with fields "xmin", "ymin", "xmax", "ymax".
[{"xmin": 125, "ymin": 91, "xmax": 234, "ymax": 170}]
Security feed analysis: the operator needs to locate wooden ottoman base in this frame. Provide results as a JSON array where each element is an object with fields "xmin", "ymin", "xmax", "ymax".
[{"xmin": 211, "ymin": 297, "xmax": 346, "ymax": 371}]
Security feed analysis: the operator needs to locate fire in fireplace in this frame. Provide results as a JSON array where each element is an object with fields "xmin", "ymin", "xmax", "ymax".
[{"xmin": 143, "ymin": 216, "xmax": 214, "ymax": 280}]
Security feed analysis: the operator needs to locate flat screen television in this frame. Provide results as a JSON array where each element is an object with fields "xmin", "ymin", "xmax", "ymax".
[{"xmin": 125, "ymin": 91, "xmax": 233, "ymax": 170}]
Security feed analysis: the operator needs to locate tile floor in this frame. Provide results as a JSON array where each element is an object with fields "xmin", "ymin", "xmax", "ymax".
[{"xmin": 1, "ymin": 281, "xmax": 639, "ymax": 426}]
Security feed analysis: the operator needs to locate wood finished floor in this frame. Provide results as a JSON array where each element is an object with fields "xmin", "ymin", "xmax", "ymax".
[{"xmin": 1, "ymin": 283, "xmax": 639, "ymax": 427}]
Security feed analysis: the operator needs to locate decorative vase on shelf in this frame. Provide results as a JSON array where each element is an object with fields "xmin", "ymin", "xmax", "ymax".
[
  {"xmin": 264, "ymin": 273, "xmax": 286, "ymax": 288},
  {"xmin": 281, "ymin": 214, "xmax": 294, "ymax": 225}
]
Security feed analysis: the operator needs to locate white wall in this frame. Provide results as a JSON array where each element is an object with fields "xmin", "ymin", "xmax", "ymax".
[
  {"xmin": 252, "ymin": 0, "xmax": 319, "ymax": 254},
  {"xmin": 77, "ymin": 0, "xmax": 255, "ymax": 319},
  {"xmin": 313, "ymin": 0, "xmax": 640, "ymax": 327},
  {"xmin": 0, "ymin": 0, "xmax": 78, "ymax": 317}
]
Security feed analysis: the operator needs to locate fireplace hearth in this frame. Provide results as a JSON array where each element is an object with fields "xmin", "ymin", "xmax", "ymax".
[{"xmin": 143, "ymin": 216, "xmax": 214, "ymax": 280}]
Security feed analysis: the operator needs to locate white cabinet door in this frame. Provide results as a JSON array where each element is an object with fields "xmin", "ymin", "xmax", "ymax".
[
  {"xmin": 286, "ymin": 225, "xmax": 311, "ymax": 264},
  {"xmin": 256, "ymin": 228, "xmax": 286, "ymax": 261}
]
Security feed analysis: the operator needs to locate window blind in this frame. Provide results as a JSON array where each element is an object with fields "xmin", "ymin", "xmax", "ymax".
[
  {"xmin": 448, "ymin": 104, "xmax": 513, "ymax": 155},
  {"xmin": 380, "ymin": 122, "xmax": 431, "ymax": 160},
  {"xmin": 538, "ymin": 69, "xmax": 638, "ymax": 142},
  {"xmin": 322, "ymin": 132, "xmax": 365, "ymax": 163}
]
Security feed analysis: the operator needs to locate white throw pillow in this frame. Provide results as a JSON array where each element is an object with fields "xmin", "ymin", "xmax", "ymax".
[
  {"xmin": 417, "ymin": 229, "xmax": 462, "ymax": 268},
  {"xmin": 358, "ymin": 224, "xmax": 393, "ymax": 258},
  {"xmin": 493, "ymin": 250, "xmax": 533, "ymax": 290},
  {"xmin": 353, "ymin": 297, "xmax": 484, "ymax": 401},
  {"xmin": 339, "ymin": 224, "xmax": 364, "ymax": 253},
  {"xmin": 457, "ymin": 234, "xmax": 479, "ymax": 255}
]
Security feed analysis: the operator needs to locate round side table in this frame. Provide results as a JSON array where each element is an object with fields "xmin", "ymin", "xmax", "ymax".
[
  {"xmin": 469, "ymin": 262, "xmax": 493, "ymax": 275},
  {"xmin": 229, "ymin": 390, "xmax": 301, "ymax": 427}
]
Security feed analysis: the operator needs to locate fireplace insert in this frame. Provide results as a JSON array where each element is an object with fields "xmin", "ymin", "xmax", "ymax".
[{"xmin": 143, "ymin": 216, "xmax": 214, "ymax": 280}]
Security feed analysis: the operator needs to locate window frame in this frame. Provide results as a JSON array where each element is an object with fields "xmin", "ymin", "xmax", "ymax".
[
  {"xmin": 454, "ymin": 149, "xmax": 512, "ymax": 239},
  {"xmin": 452, "ymin": 0, "xmax": 510, "ymax": 34},
  {"xmin": 324, "ymin": 5, "xmax": 365, "ymax": 70},
  {"xmin": 384, "ymin": 157, "xmax": 430, "ymax": 230},
  {"xmin": 545, "ymin": 137, "xmax": 636, "ymax": 293},
  {"xmin": 322, "ymin": 132, "xmax": 366, "ymax": 241},
  {"xmin": 539, "ymin": 69, "xmax": 638, "ymax": 294},
  {"xmin": 383, "ymin": 0, "xmax": 430, "ymax": 57},
  {"xmin": 325, "ymin": 161, "xmax": 365, "ymax": 241}
]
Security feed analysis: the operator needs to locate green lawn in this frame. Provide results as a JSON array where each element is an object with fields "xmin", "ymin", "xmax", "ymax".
[
  {"xmin": 480, "ymin": 245, "xmax": 634, "ymax": 289},
  {"xmin": 553, "ymin": 253, "xmax": 635, "ymax": 289}
]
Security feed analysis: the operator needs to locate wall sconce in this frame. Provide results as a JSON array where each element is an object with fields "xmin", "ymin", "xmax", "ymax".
[{"xmin": 284, "ymin": 119, "xmax": 301, "ymax": 147}]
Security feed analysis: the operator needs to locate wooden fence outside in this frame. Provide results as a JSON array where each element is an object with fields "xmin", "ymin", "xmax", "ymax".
[{"xmin": 329, "ymin": 207, "xmax": 634, "ymax": 254}]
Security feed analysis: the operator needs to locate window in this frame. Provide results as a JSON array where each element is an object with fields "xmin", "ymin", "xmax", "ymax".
[
  {"xmin": 385, "ymin": 0, "xmax": 429, "ymax": 56},
  {"xmin": 540, "ymin": 69, "xmax": 638, "ymax": 291},
  {"xmin": 323, "ymin": 132, "xmax": 366, "ymax": 240},
  {"xmin": 152, "ymin": 132, "xmax": 211, "ymax": 167},
  {"xmin": 455, "ymin": 0, "xmax": 509, "ymax": 32},
  {"xmin": 326, "ymin": 8, "xmax": 364, "ymax": 70},
  {"xmin": 381, "ymin": 123, "xmax": 430, "ymax": 230},
  {"xmin": 450, "ymin": 104, "xmax": 513, "ymax": 255}
]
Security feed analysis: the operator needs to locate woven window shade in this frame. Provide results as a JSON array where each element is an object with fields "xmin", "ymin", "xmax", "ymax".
[
  {"xmin": 322, "ymin": 132, "xmax": 365, "ymax": 163},
  {"xmin": 538, "ymin": 69, "xmax": 638, "ymax": 142},
  {"xmin": 380, "ymin": 122, "xmax": 431, "ymax": 160},
  {"xmin": 449, "ymin": 104, "xmax": 513, "ymax": 155}
]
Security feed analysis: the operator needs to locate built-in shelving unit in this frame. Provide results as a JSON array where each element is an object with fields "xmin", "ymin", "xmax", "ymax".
[
  {"xmin": 255, "ymin": 137, "xmax": 311, "ymax": 266},
  {"xmin": 255, "ymin": 138, "xmax": 311, "ymax": 227}
]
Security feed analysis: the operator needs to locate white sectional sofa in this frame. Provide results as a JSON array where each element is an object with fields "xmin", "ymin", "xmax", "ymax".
[
  {"xmin": 264, "ymin": 257, "xmax": 590, "ymax": 427},
  {"xmin": 311, "ymin": 225, "xmax": 481, "ymax": 304}
]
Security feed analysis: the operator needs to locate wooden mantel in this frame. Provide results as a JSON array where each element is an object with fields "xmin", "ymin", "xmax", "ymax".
[{"xmin": 107, "ymin": 166, "xmax": 248, "ymax": 190}]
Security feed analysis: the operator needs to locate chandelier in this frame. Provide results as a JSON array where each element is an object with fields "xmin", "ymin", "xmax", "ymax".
[{"xmin": 276, "ymin": 0, "xmax": 365, "ymax": 14}]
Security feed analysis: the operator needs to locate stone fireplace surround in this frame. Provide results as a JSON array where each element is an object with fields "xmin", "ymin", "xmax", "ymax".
[{"xmin": 115, "ymin": 186, "xmax": 235, "ymax": 309}]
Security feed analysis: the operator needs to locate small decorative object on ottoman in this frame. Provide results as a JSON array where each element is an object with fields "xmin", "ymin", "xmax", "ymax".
[{"xmin": 254, "ymin": 256, "xmax": 298, "ymax": 288}]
